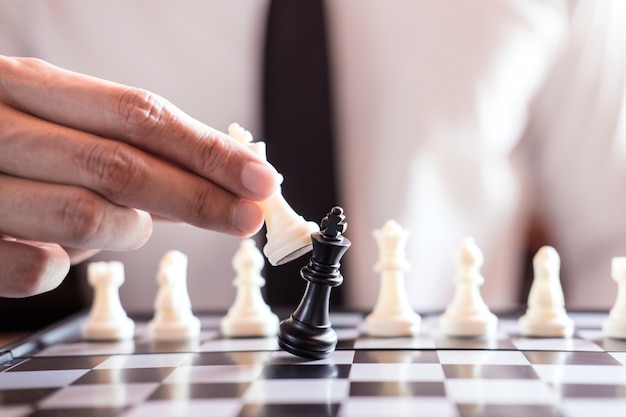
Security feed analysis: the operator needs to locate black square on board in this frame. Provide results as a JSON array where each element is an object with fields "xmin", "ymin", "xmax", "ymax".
[
  {"xmin": 149, "ymin": 382, "xmax": 250, "ymax": 400},
  {"xmin": 523, "ymin": 351, "xmax": 622, "ymax": 366},
  {"xmin": 456, "ymin": 404, "xmax": 562, "ymax": 417},
  {"xmin": 557, "ymin": 383, "xmax": 626, "ymax": 398},
  {"xmin": 442, "ymin": 364, "xmax": 538, "ymax": 379},
  {"xmin": 8, "ymin": 356, "xmax": 109, "ymax": 372},
  {"xmin": 0, "ymin": 388, "xmax": 57, "ymax": 405},
  {"xmin": 261, "ymin": 364, "xmax": 350, "ymax": 379},
  {"xmin": 353, "ymin": 350, "xmax": 440, "ymax": 364},
  {"xmin": 72, "ymin": 367, "xmax": 175, "ymax": 385},
  {"xmin": 239, "ymin": 403, "xmax": 340, "ymax": 417},
  {"xmin": 349, "ymin": 381, "xmax": 446, "ymax": 397},
  {"xmin": 24, "ymin": 408, "xmax": 127, "ymax": 417},
  {"xmin": 183, "ymin": 351, "xmax": 270, "ymax": 367}
]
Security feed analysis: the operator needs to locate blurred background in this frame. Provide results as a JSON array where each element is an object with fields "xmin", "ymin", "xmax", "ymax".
[{"xmin": 1, "ymin": 0, "xmax": 626, "ymax": 330}]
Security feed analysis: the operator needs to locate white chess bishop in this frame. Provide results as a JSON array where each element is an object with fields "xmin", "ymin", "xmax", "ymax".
[
  {"xmin": 149, "ymin": 250, "xmax": 201, "ymax": 341},
  {"xmin": 603, "ymin": 257, "xmax": 626, "ymax": 339},
  {"xmin": 221, "ymin": 239, "xmax": 279, "ymax": 337},
  {"xmin": 228, "ymin": 123, "xmax": 319, "ymax": 266},
  {"xmin": 518, "ymin": 246, "xmax": 574, "ymax": 337},
  {"xmin": 439, "ymin": 237, "xmax": 498, "ymax": 337},
  {"xmin": 83, "ymin": 261, "xmax": 135, "ymax": 341},
  {"xmin": 365, "ymin": 220, "xmax": 421, "ymax": 337}
]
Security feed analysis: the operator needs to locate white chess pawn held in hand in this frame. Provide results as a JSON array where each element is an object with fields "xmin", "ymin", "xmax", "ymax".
[
  {"xmin": 149, "ymin": 250, "xmax": 201, "ymax": 341},
  {"xmin": 83, "ymin": 261, "xmax": 135, "ymax": 341},
  {"xmin": 228, "ymin": 123, "xmax": 319, "ymax": 266},
  {"xmin": 221, "ymin": 239, "xmax": 279, "ymax": 337},
  {"xmin": 603, "ymin": 257, "xmax": 626, "ymax": 339},
  {"xmin": 518, "ymin": 246, "xmax": 574, "ymax": 337},
  {"xmin": 439, "ymin": 237, "xmax": 498, "ymax": 337},
  {"xmin": 365, "ymin": 219, "xmax": 421, "ymax": 337}
]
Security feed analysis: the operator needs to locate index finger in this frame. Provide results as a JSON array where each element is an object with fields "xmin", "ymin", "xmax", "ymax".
[{"xmin": 0, "ymin": 56, "xmax": 281, "ymax": 201}]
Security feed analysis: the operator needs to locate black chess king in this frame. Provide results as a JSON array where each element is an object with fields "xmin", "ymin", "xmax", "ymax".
[{"xmin": 278, "ymin": 206, "xmax": 351, "ymax": 360}]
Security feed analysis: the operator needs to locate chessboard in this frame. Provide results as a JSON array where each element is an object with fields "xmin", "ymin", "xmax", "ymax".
[{"xmin": 2, "ymin": 311, "xmax": 626, "ymax": 417}]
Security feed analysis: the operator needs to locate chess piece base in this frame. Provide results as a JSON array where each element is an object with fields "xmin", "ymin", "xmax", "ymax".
[
  {"xmin": 221, "ymin": 312, "xmax": 279, "ymax": 338},
  {"xmin": 264, "ymin": 220, "xmax": 319, "ymax": 266},
  {"xmin": 440, "ymin": 311, "xmax": 498, "ymax": 337},
  {"xmin": 365, "ymin": 312, "xmax": 421, "ymax": 337},
  {"xmin": 519, "ymin": 310, "xmax": 574, "ymax": 337},
  {"xmin": 149, "ymin": 316, "xmax": 201, "ymax": 341},
  {"xmin": 278, "ymin": 316, "xmax": 337, "ymax": 360},
  {"xmin": 603, "ymin": 318, "xmax": 626, "ymax": 339},
  {"xmin": 83, "ymin": 317, "xmax": 135, "ymax": 341}
]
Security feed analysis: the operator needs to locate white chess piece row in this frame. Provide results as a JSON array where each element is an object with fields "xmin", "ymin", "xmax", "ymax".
[
  {"xmin": 363, "ymin": 222, "xmax": 500, "ymax": 339},
  {"xmin": 364, "ymin": 219, "xmax": 626, "ymax": 340},
  {"xmin": 83, "ymin": 250, "xmax": 201, "ymax": 342},
  {"xmin": 83, "ymin": 241, "xmax": 280, "ymax": 342},
  {"xmin": 83, "ymin": 223, "xmax": 626, "ymax": 343}
]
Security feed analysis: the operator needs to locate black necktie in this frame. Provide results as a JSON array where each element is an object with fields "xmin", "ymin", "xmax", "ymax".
[{"xmin": 261, "ymin": 0, "xmax": 344, "ymax": 308}]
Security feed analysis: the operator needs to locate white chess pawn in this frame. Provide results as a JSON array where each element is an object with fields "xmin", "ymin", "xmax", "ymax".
[
  {"xmin": 365, "ymin": 220, "xmax": 421, "ymax": 337},
  {"xmin": 221, "ymin": 239, "xmax": 279, "ymax": 337},
  {"xmin": 519, "ymin": 246, "xmax": 574, "ymax": 337},
  {"xmin": 603, "ymin": 257, "xmax": 626, "ymax": 339},
  {"xmin": 228, "ymin": 123, "xmax": 319, "ymax": 266},
  {"xmin": 149, "ymin": 250, "xmax": 201, "ymax": 341},
  {"xmin": 83, "ymin": 261, "xmax": 135, "ymax": 341},
  {"xmin": 439, "ymin": 237, "xmax": 498, "ymax": 337}
]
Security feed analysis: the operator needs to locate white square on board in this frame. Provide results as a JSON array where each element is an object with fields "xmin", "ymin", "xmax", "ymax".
[
  {"xmin": 533, "ymin": 364, "xmax": 626, "ymax": 385},
  {"xmin": 349, "ymin": 363, "xmax": 445, "ymax": 382},
  {"xmin": 0, "ymin": 370, "xmax": 88, "ymax": 389},
  {"xmin": 444, "ymin": 379, "xmax": 557, "ymax": 405},
  {"xmin": 163, "ymin": 364, "xmax": 264, "ymax": 384},
  {"xmin": 437, "ymin": 350, "xmax": 530, "ymax": 365},
  {"xmin": 337, "ymin": 397, "xmax": 459, "ymax": 417},
  {"xmin": 120, "ymin": 399, "xmax": 241, "ymax": 417}
]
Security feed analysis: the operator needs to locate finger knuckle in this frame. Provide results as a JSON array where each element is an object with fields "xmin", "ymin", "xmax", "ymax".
[
  {"xmin": 80, "ymin": 141, "xmax": 144, "ymax": 199},
  {"xmin": 115, "ymin": 87, "xmax": 168, "ymax": 140},
  {"xmin": 8, "ymin": 248, "xmax": 57, "ymax": 296},
  {"xmin": 58, "ymin": 191, "xmax": 106, "ymax": 244},
  {"xmin": 186, "ymin": 182, "xmax": 216, "ymax": 227},
  {"xmin": 196, "ymin": 132, "xmax": 236, "ymax": 176}
]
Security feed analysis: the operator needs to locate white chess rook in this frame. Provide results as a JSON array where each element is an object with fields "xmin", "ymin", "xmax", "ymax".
[
  {"xmin": 365, "ymin": 220, "xmax": 421, "ymax": 337},
  {"xmin": 83, "ymin": 261, "xmax": 135, "ymax": 341},
  {"xmin": 603, "ymin": 257, "xmax": 626, "ymax": 339},
  {"xmin": 221, "ymin": 239, "xmax": 279, "ymax": 337},
  {"xmin": 228, "ymin": 123, "xmax": 319, "ymax": 265},
  {"xmin": 149, "ymin": 250, "xmax": 201, "ymax": 341},
  {"xmin": 439, "ymin": 237, "xmax": 498, "ymax": 337},
  {"xmin": 519, "ymin": 246, "xmax": 574, "ymax": 337}
]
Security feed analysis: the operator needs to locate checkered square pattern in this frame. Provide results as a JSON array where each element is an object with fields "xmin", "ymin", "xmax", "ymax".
[{"xmin": 1, "ymin": 313, "xmax": 626, "ymax": 417}]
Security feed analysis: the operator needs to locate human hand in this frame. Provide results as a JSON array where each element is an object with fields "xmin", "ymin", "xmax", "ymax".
[{"xmin": 0, "ymin": 56, "xmax": 280, "ymax": 297}]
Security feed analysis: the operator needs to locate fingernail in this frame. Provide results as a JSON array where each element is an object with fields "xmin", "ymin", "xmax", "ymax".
[
  {"xmin": 242, "ymin": 161, "xmax": 281, "ymax": 198},
  {"xmin": 233, "ymin": 200, "xmax": 264, "ymax": 235}
]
